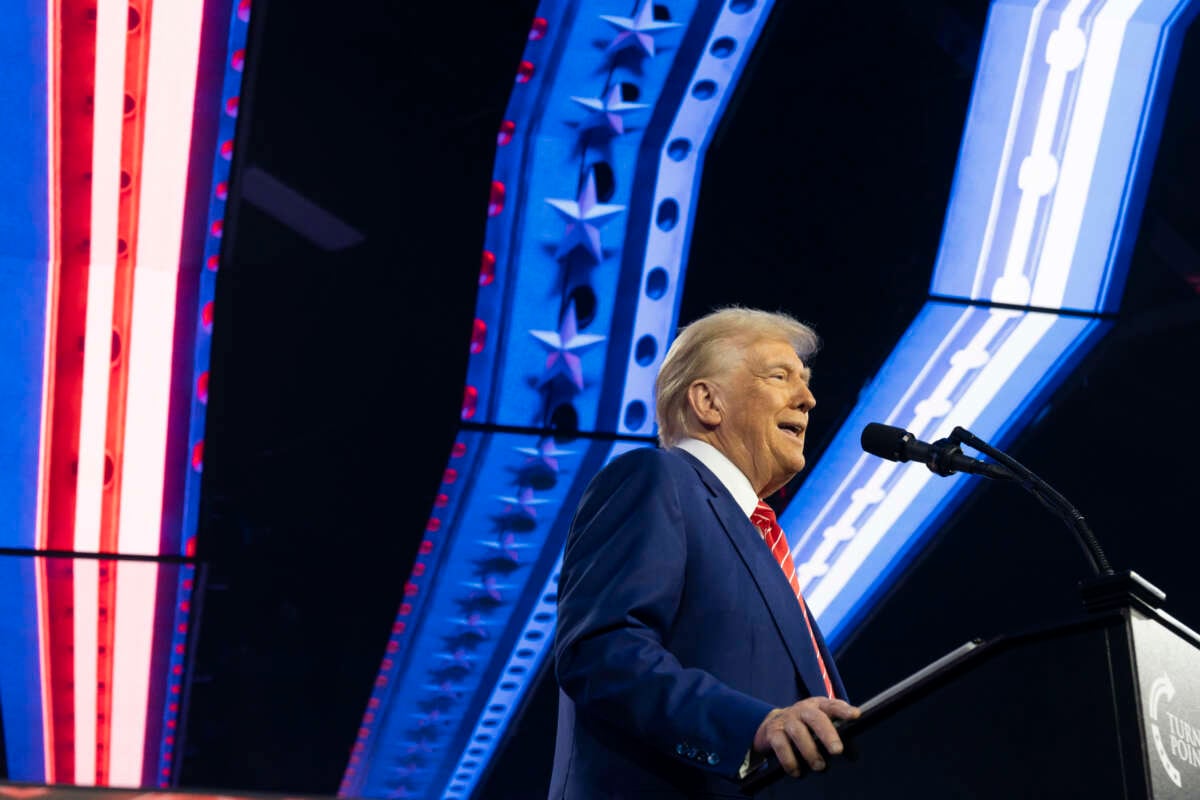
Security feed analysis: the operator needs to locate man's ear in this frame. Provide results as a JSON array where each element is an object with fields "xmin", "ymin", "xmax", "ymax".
[{"xmin": 686, "ymin": 380, "xmax": 723, "ymax": 428}]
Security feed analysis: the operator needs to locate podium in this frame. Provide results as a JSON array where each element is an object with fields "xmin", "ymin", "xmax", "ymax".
[{"xmin": 744, "ymin": 578, "xmax": 1200, "ymax": 798}]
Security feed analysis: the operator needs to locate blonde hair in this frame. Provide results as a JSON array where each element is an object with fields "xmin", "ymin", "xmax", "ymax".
[{"xmin": 654, "ymin": 307, "xmax": 818, "ymax": 446}]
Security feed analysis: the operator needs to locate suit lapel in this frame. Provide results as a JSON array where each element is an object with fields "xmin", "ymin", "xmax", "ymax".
[{"xmin": 675, "ymin": 450, "xmax": 831, "ymax": 698}]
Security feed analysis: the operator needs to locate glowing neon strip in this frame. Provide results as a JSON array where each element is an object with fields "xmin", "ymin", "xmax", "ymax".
[
  {"xmin": 111, "ymin": 0, "xmax": 206, "ymax": 784},
  {"xmin": 970, "ymin": 0, "xmax": 1051, "ymax": 300},
  {"xmin": 109, "ymin": 560, "xmax": 160, "ymax": 786},
  {"xmin": 118, "ymin": 0, "xmax": 204, "ymax": 555},
  {"xmin": 1030, "ymin": 0, "xmax": 1143, "ymax": 307},
  {"xmin": 35, "ymin": 549, "xmax": 53, "ymax": 783},
  {"xmin": 77, "ymin": 0, "xmax": 127, "ymax": 555},
  {"xmin": 992, "ymin": 0, "xmax": 1090, "ymax": 304},
  {"xmin": 72, "ymin": 555, "xmax": 100, "ymax": 784},
  {"xmin": 36, "ymin": 0, "xmax": 61, "ymax": 780},
  {"xmin": 71, "ymin": 1, "xmax": 130, "ymax": 783}
]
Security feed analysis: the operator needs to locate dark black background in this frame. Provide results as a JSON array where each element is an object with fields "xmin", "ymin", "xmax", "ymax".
[{"xmin": 180, "ymin": 1, "xmax": 1200, "ymax": 797}]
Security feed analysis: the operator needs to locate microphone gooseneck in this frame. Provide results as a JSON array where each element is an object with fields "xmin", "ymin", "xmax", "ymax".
[
  {"xmin": 858, "ymin": 421, "xmax": 1112, "ymax": 577},
  {"xmin": 949, "ymin": 426, "xmax": 1112, "ymax": 576}
]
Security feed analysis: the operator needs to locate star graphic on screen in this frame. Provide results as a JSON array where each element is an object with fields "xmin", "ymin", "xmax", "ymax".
[
  {"xmin": 530, "ymin": 303, "xmax": 606, "ymax": 392},
  {"xmin": 571, "ymin": 85, "xmax": 648, "ymax": 135},
  {"xmin": 513, "ymin": 440, "xmax": 569, "ymax": 489},
  {"xmin": 545, "ymin": 172, "xmax": 625, "ymax": 262},
  {"xmin": 600, "ymin": 0, "xmax": 681, "ymax": 58},
  {"xmin": 514, "ymin": 439, "xmax": 573, "ymax": 460},
  {"xmin": 496, "ymin": 486, "xmax": 549, "ymax": 510},
  {"xmin": 477, "ymin": 538, "xmax": 527, "ymax": 572}
]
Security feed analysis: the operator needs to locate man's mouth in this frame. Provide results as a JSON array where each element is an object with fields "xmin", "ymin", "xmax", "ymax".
[{"xmin": 778, "ymin": 423, "xmax": 805, "ymax": 438}]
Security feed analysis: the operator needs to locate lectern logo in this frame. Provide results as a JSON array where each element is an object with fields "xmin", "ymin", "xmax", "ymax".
[{"xmin": 1149, "ymin": 673, "xmax": 1200, "ymax": 789}]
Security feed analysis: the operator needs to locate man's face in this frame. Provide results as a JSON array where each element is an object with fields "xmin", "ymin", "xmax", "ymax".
[{"xmin": 708, "ymin": 337, "xmax": 816, "ymax": 497}]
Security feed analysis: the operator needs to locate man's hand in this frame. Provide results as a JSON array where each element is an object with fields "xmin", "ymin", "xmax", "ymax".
[{"xmin": 752, "ymin": 697, "xmax": 861, "ymax": 776}]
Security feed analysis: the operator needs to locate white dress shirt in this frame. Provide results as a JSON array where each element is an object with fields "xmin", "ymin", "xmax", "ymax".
[{"xmin": 675, "ymin": 437, "xmax": 760, "ymax": 518}]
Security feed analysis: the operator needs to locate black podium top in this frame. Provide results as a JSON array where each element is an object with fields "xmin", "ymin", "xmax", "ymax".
[{"xmin": 743, "ymin": 601, "xmax": 1200, "ymax": 799}]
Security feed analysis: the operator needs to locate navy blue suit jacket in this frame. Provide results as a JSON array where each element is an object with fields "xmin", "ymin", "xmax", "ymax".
[{"xmin": 550, "ymin": 446, "xmax": 846, "ymax": 799}]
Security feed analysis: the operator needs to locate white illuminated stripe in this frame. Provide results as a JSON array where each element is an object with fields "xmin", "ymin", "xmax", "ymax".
[
  {"xmin": 993, "ymin": 0, "xmax": 1091, "ymax": 304},
  {"xmin": 37, "ymin": 0, "xmax": 60, "ymax": 780},
  {"xmin": 807, "ymin": 312, "xmax": 1056, "ymax": 615},
  {"xmin": 72, "ymin": 560, "xmax": 100, "ymax": 784},
  {"xmin": 74, "ymin": 1, "xmax": 130, "ymax": 783},
  {"xmin": 969, "ymin": 0, "xmax": 1051, "ymax": 299},
  {"xmin": 1030, "ymin": 0, "xmax": 1144, "ymax": 307},
  {"xmin": 34, "ymin": 562, "xmax": 53, "ymax": 781},
  {"xmin": 109, "ymin": 560, "xmax": 160, "ymax": 787},
  {"xmin": 111, "ymin": 0, "xmax": 205, "ymax": 785}
]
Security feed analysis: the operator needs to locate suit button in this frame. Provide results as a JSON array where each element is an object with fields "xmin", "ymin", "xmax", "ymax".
[
  {"xmin": 707, "ymin": 753, "xmax": 720, "ymax": 766},
  {"xmin": 676, "ymin": 744, "xmax": 686, "ymax": 756}
]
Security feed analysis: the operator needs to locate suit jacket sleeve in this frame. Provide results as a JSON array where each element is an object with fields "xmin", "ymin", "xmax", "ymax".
[{"xmin": 554, "ymin": 449, "xmax": 774, "ymax": 777}]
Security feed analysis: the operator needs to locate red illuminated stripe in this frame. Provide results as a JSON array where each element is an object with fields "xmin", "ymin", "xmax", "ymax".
[
  {"xmin": 37, "ymin": 0, "xmax": 107, "ymax": 783},
  {"xmin": 73, "ymin": 0, "xmax": 133, "ymax": 783}
]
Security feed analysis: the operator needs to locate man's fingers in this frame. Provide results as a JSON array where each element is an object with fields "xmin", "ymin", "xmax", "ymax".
[
  {"xmin": 796, "ymin": 704, "xmax": 842, "ymax": 757},
  {"xmin": 754, "ymin": 699, "xmax": 862, "ymax": 778},
  {"xmin": 783, "ymin": 718, "xmax": 826, "ymax": 772},
  {"xmin": 818, "ymin": 698, "xmax": 862, "ymax": 721},
  {"xmin": 766, "ymin": 728, "xmax": 802, "ymax": 777}
]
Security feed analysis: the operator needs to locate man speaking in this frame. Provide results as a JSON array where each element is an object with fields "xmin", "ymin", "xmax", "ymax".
[{"xmin": 549, "ymin": 307, "xmax": 859, "ymax": 799}]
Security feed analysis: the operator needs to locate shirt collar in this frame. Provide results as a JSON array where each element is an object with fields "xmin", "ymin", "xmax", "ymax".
[{"xmin": 674, "ymin": 438, "xmax": 759, "ymax": 518}]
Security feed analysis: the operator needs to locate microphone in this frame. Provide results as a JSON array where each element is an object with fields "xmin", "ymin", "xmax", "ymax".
[{"xmin": 860, "ymin": 423, "xmax": 1013, "ymax": 481}]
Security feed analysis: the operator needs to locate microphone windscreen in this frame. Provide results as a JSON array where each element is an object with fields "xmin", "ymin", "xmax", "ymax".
[{"xmin": 860, "ymin": 423, "xmax": 910, "ymax": 462}]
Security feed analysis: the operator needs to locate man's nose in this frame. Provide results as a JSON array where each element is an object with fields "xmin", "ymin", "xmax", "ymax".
[{"xmin": 795, "ymin": 385, "xmax": 815, "ymax": 413}]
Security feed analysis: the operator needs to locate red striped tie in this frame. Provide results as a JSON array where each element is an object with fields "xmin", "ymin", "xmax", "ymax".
[{"xmin": 751, "ymin": 500, "xmax": 835, "ymax": 698}]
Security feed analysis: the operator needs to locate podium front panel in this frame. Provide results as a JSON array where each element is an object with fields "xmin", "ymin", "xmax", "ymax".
[{"xmin": 1130, "ymin": 613, "xmax": 1200, "ymax": 799}]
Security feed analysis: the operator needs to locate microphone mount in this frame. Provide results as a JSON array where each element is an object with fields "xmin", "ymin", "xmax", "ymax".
[{"xmin": 860, "ymin": 423, "xmax": 1014, "ymax": 481}]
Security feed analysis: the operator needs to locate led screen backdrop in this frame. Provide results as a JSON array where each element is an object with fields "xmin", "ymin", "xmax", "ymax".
[{"xmin": 348, "ymin": 1, "xmax": 1200, "ymax": 796}]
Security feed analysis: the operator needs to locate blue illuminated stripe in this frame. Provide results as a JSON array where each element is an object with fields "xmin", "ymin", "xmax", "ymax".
[
  {"xmin": 785, "ymin": 302, "xmax": 1106, "ymax": 641},
  {"xmin": 931, "ymin": 0, "xmax": 1200, "ymax": 312},
  {"xmin": 441, "ymin": 441, "xmax": 646, "ymax": 799},
  {"xmin": 176, "ymin": 0, "xmax": 250, "ymax": 561},
  {"xmin": 0, "ymin": 0, "xmax": 52, "ymax": 550},
  {"xmin": 0, "ymin": 0, "xmax": 51, "ymax": 776},
  {"xmin": 157, "ymin": 0, "xmax": 252, "ymax": 785},
  {"xmin": 783, "ymin": 0, "xmax": 1198, "ymax": 643},
  {"xmin": 0, "ymin": 555, "xmax": 47, "ymax": 780},
  {"xmin": 464, "ymin": 0, "xmax": 699, "ymax": 432},
  {"xmin": 614, "ymin": 0, "xmax": 780, "ymax": 437},
  {"xmin": 343, "ymin": 432, "xmax": 618, "ymax": 799}
]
